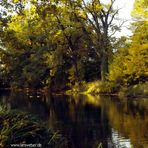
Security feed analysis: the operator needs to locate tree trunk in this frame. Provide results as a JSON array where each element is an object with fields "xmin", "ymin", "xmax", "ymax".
[
  {"xmin": 101, "ymin": 54, "xmax": 108, "ymax": 81},
  {"xmin": 73, "ymin": 60, "xmax": 80, "ymax": 85},
  {"xmin": 100, "ymin": 29, "xmax": 109, "ymax": 81}
]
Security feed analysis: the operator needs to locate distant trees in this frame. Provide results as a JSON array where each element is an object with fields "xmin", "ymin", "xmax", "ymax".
[{"xmin": 109, "ymin": 0, "xmax": 148, "ymax": 85}]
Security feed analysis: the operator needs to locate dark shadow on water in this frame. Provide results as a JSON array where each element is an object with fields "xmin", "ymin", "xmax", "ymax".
[{"xmin": 0, "ymin": 90, "xmax": 148, "ymax": 148}]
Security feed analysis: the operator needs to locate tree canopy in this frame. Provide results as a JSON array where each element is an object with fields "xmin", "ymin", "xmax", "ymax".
[
  {"xmin": 109, "ymin": 0, "xmax": 148, "ymax": 85},
  {"xmin": 0, "ymin": 0, "xmax": 147, "ymax": 90}
]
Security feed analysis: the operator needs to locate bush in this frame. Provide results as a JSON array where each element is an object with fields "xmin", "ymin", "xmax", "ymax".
[
  {"xmin": 84, "ymin": 81, "xmax": 119, "ymax": 94},
  {"xmin": 119, "ymin": 83, "xmax": 148, "ymax": 97}
]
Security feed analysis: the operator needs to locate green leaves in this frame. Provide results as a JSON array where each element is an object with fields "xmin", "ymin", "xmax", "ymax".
[
  {"xmin": 1, "ymin": 0, "xmax": 137, "ymax": 89},
  {"xmin": 132, "ymin": 0, "xmax": 148, "ymax": 20},
  {"xmin": 109, "ymin": 0, "xmax": 148, "ymax": 85}
]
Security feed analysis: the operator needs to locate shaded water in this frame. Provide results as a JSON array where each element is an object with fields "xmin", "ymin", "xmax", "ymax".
[{"xmin": 0, "ymin": 90, "xmax": 148, "ymax": 148}]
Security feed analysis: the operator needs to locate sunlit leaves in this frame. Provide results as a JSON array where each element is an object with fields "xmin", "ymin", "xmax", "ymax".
[
  {"xmin": 0, "ymin": 0, "xmax": 135, "ymax": 87},
  {"xmin": 86, "ymin": 0, "xmax": 102, "ymax": 13},
  {"xmin": 109, "ymin": 0, "xmax": 148, "ymax": 85},
  {"xmin": 132, "ymin": 0, "xmax": 148, "ymax": 20}
]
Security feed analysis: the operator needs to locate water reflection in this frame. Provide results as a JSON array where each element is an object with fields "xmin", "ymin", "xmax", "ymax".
[
  {"xmin": 101, "ymin": 97, "xmax": 148, "ymax": 148},
  {"xmin": 0, "ymin": 90, "xmax": 148, "ymax": 148},
  {"xmin": 47, "ymin": 95, "xmax": 110, "ymax": 148}
]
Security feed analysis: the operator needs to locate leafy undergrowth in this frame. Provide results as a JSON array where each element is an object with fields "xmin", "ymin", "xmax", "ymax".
[
  {"xmin": 66, "ymin": 81, "xmax": 148, "ymax": 98},
  {"xmin": 66, "ymin": 81, "xmax": 119, "ymax": 95},
  {"xmin": 0, "ymin": 107, "xmax": 67, "ymax": 148},
  {"xmin": 83, "ymin": 81, "xmax": 119, "ymax": 94},
  {"xmin": 119, "ymin": 82, "xmax": 148, "ymax": 98}
]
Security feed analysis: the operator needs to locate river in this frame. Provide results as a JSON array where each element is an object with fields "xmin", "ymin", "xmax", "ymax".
[{"xmin": 0, "ymin": 90, "xmax": 148, "ymax": 148}]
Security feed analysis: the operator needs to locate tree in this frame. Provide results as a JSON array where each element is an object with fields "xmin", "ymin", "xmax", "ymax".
[
  {"xmin": 109, "ymin": 0, "xmax": 148, "ymax": 85},
  {"xmin": 132, "ymin": 0, "xmax": 148, "ymax": 20},
  {"xmin": 79, "ymin": 0, "xmax": 121, "ymax": 81},
  {"xmin": 0, "ymin": 1, "xmax": 51, "ymax": 88},
  {"xmin": 46, "ymin": 0, "xmax": 120, "ymax": 82},
  {"xmin": 0, "ymin": 0, "xmax": 121, "ymax": 89}
]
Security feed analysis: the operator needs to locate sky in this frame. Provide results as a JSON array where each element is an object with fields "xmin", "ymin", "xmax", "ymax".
[
  {"xmin": 111, "ymin": 0, "xmax": 135, "ymax": 37},
  {"xmin": 87, "ymin": 0, "xmax": 135, "ymax": 37}
]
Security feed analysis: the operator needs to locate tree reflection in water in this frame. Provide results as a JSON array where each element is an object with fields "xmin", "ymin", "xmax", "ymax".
[{"xmin": 0, "ymin": 91, "xmax": 148, "ymax": 148}]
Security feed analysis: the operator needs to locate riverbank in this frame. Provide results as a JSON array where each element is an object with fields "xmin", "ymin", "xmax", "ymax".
[
  {"xmin": 66, "ymin": 81, "xmax": 148, "ymax": 98},
  {"xmin": 1, "ymin": 81, "xmax": 148, "ymax": 98},
  {"xmin": 118, "ymin": 83, "xmax": 148, "ymax": 98},
  {"xmin": 0, "ymin": 107, "xmax": 67, "ymax": 148}
]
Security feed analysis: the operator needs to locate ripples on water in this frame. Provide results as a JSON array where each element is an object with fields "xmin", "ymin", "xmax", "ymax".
[{"xmin": 0, "ymin": 90, "xmax": 148, "ymax": 148}]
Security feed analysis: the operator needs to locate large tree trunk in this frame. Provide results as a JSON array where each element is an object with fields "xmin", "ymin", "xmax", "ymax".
[
  {"xmin": 100, "ymin": 28, "xmax": 109, "ymax": 81},
  {"xmin": 101, "ymin": 53, "xmax": 108, "ymax": 81},
  {"xmin": 73, "ymin": 60, "xmax": 80, "ymax": 85}
]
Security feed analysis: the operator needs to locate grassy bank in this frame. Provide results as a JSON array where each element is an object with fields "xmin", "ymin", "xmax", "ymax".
[
  {"xmin": 118, "ymin": 83, "xmax": 148, "ymax": 98},
  {"xmin": 0, "ymin": 107, "xmax": 67, "ymax": 148},
  {"xmin": 66, "ymin": 81, "xmax": 148, "ymax": 97}
]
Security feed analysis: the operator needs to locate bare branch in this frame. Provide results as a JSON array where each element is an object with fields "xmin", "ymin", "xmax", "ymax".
[
  {"xmin": 81, "ymin": 0, "xmax": 100, "ymax": 33},
  {"xmin": 109, "ymin": 20, "xmax": 127, "ymax": 37},
  {"xmin": 108, "ymin": 9, "xmax": 119, "ymax": 26},
  {"xmin": 106, "ymin": 0, "xmax": 116, "ymax": 19}
]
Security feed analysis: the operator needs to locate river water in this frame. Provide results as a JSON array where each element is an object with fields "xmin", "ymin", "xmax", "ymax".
[{"xmin": 0, "ymin": 90, "xmax": 148, "ymax": 148}]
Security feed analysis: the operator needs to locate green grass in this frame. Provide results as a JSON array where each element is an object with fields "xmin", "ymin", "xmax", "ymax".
[{"xmin": 0, "ymin": 106, "xmax": 67, "ymax": 148}]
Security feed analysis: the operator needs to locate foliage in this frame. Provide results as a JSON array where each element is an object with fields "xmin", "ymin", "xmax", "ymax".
[
  {"xmin": 0, "ymin": 107, "xmax": 67, "ymax": 148},
  {"xmin": 66, "ymin": 81, "xmax": 119, "ymax": 95},
  {"xmin": 118, "ymin": 83, "xmax": 148, "ymax": 98},
  {"xmin": 0, "ymin": 0, "xmax": 147, "ymax": 94},
  {"xmin": 0, "ymin": 0, "xmax": 120, "ymax": 89},
  {"xmin": 109, "ymin": 38, "xmax": 148, "ymax": 85},
  {"xmin": 132, "ymin": 0, "xmax": 148, "ymax": 20},
  {"xmin": 84, "ymin": 81, "xmax": 119, "ymax": 94},
  {"xmin": 108, "ymin": 0, "xmax": 148, "ymax": 86}
]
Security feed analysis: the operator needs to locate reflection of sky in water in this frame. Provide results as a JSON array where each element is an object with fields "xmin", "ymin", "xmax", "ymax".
[{"xmin": 111, "ymin": 128, "xmax": 132, "ymax": 148}]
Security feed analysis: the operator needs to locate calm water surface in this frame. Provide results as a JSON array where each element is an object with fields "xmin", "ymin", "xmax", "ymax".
[{"xmin": 0, "ymin": 90, "xmax": 148, "ymax": 148}]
